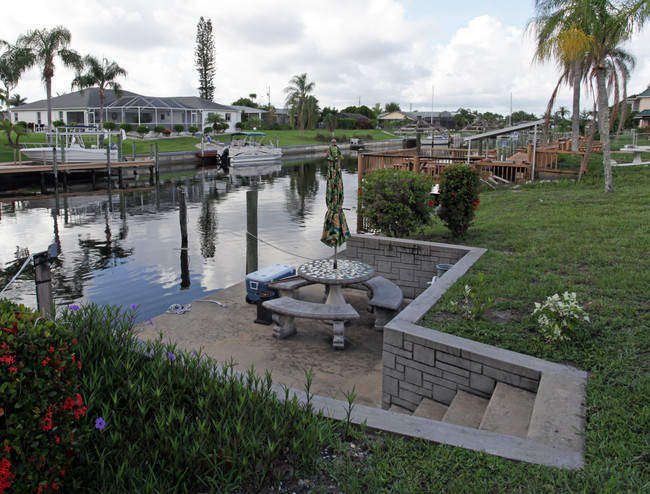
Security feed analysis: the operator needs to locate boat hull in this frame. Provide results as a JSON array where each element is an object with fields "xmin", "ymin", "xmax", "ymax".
[{"xmin": 21, "ymin": 147, "xmax": 118, "ymax": 165}]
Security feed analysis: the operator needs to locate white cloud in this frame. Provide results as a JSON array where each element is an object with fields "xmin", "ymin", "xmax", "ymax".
[{"xmin": 2, "ymin": 0, "xmax": 649, "ymax": 116}]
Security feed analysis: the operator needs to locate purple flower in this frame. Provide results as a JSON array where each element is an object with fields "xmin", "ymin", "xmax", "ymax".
[
  {"xmin": 131, "ymin": 304, "xmax": 139, "ymax": 310},
  {"xmin": 95, "ymin": 417, "xmax": 106, "ymax": 430},
  {"xmin": 68, "ymin": 305, "xmax": 80, "ymax": 312},
  {"xmin": 192, "ymin": 350, "xmax": 198, "ymax": 357},
  {"xmin": 147, "ymin": 318, "xmax": 154, "ymax": 326},
  {"xmin": 168, "ymin": 351, "xmax": 176, "ymax": 361},
  {"xmin": 101, "ymin": 317, "xmax": 106, "ymax": 322}
]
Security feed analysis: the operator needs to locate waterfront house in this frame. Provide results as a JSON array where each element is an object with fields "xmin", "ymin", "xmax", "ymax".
[
  {"xmin": 9, "ymin": 88, "xmax": 242, "ymax": 132},
  {"xmin": 629, "ymin": 84, "xmax": 650, "ymax": 129}
]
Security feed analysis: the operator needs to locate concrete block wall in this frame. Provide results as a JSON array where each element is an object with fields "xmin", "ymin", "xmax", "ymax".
[
  {"xmin": 382, "ymin": 325, "xmax": 544, "ymax": 411},
  {"xmin": 344, "ymin": 235, "xmax": 469, "ymax": 299}
]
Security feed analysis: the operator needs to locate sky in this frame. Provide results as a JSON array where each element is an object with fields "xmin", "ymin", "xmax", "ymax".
[{"xmin": 2, "ymin": 0, "xmax": 650, "ymax": 117}]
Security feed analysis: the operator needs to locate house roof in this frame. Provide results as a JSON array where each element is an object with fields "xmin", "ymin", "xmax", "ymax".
[
  {"xmin": 633, "ymin": 109, "xmax": 650, "ymax": 118},
  {"xmin": 13, "ymin": 88, "xmax": 139, "ymax": 111},
  {"xmin": 634, "ymin": 86, "xmax": 650, "ymax": 99},
  {"xmin": 338, "ymin": 112, "xmax": 370, "ymax": 120},
  {"xmin": 12, "ymin": 88, "xmax": 237, "ymax": 112},
  {"xmin": 230, "ymin": 105, "xmax": 268, "ymax": 114},
  {"xmin": 463, "ymin": 120, "xmax": 546, "ymax": 142}
]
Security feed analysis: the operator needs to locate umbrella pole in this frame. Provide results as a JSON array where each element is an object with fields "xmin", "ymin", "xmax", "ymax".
[{"xmin": 334, "ymin": 246, "xmax": 338, "ymax": 269}]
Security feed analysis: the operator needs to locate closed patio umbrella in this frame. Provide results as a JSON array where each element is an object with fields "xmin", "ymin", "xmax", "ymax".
[{"xmin": 320, "ymin": 140, "xmax": 350, "ymax": 268}]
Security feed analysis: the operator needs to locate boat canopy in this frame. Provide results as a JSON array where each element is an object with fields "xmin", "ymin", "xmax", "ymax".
[{"xmin": 230, "ymin": 132, "xmax": 267, "ymax": 137}]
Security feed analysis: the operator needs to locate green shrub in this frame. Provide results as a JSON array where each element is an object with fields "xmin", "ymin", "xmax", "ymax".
[
  {"xmin": 436, "ymin": 164, "xmax": 480, "ymax": 237},
  {"xmin": 189, "ymin": 126, "xmax": 199, "ymax": 134},
  {"xmin": 203, "ymin": 126, "xmax": 213, "ymax": 135},
  {"xmin": 532, "ymin": 292, "xmax": 590, "ymax": 342},
  {"xmin": 52, "ymin": 120, "xmax": 64, "ymax": 128},
  {"xmin": 102, "ymin": 121, "xmax": 116, "ymax": 131},
  {"xmin": 60, "ymin": 304, "xmax": 339, "ymax": 493},
  {"xmin": 359, "ymin": 169, "xmax": 434, "ymax": 237},
  {"xmin": 153, "ymin": 126, "xmax": 165, "ymax": 134},
  {"xmin": 118, "ymin": 123, "xmax": 132, "ymax": 133},
  {"xmin": 162, "ymin": 128, "xmax": 172, "ymax": 136},
  {"xmin": 0, "ymin": 300, "xmax": 89, "ymax": 493},
  {"xmin": 136, "ymin": 125, "xmax": 149, "ymax": 138},
  {"xmin": 173, "ymin": 124, "xmax": 184, "ymax": 134}
]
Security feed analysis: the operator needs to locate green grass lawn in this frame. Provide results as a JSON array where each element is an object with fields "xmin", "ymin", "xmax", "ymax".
[
  {"xmin": 0, "ymin": 129, "xmax": 397, "ymax": 162},
  {"xmin": 325, "ymin": 165, "xmax": 649, "ymax": 492}
]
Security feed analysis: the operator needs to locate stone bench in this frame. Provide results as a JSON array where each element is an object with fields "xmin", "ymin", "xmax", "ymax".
[
  {"xmin": 270, "ymin": 278, "xmax": 313, "ymax": 298},
  {"xmin": 363, "ymin": 276, "xmax": 404, "ymax": 330},
  {"xmin": 262, "ymin": 297, "xmax": 359, "ymax": 349}
]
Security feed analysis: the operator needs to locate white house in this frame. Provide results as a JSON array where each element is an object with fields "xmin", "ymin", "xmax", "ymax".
[{"xmin": 10, "ymin": 88, "xmax": 242, "ymax": 132}]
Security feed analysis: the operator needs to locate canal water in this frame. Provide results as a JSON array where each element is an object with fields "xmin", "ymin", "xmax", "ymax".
[{"xmin": 0, "ymin": 159, "xmax": 359, "ymax": 322}]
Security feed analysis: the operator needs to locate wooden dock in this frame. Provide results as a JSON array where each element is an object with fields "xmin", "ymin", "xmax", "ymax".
[{"xmin": 0, "ymin": 158, "xmax": 157, "ymax": 192}]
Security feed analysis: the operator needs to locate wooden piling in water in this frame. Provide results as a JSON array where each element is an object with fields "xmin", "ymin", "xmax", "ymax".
[{"xmin": 246, "ymin": 189, "xmax": 258, "ymax": 274}]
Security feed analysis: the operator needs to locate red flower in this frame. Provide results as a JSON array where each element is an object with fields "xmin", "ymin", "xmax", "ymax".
[
  {"xmin": 49, "ymin": 346, "xmax": 55, "ymax": 353},
  {"xmin": 428, "ymin": 200, "xmax": 434, "ymax": 207},
  {"xmin": 8, "ymin": 367, "xmax": 16, "ymax": 373},
  {"xmin": 0, "ymin": 355, "xmax": 15, "ymax": 364}
]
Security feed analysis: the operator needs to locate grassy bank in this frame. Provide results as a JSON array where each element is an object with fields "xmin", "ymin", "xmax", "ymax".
[
  {"xmin": 0, "ymin": 129, "xmax": 396, "ymax": 162},
  {"xmin": 330, "ymin": 165, "xmax": 648, "ymax": 492}
]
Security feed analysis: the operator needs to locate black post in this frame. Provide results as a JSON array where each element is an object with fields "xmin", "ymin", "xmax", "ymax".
[
  {"xmin": 154, "ymin": 143, "xmax": 159, "ymax": 183},
  {"xmin": 52, "ymin": 147, "xmax": 59, "ymax": 190},
  {"xmin": 246, "ymin": 189, "xmax": 258, "ymax": 274}
]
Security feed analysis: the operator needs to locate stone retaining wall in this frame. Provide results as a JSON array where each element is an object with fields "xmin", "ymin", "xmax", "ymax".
[
  {"xmin": 343, "ymin": 234, "xmax": 582, "ymax": 413},
  {"xmin": 344, "ymin": 235, "xmax": 469, "ymax": 299}
]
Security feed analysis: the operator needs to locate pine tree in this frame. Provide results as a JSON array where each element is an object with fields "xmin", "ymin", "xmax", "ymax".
[{"xmin": 195, "ymin": 16, "xmax": 215, "ymax": 101}]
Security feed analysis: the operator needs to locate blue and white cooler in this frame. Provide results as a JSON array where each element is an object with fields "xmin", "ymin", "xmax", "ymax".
[{"xmin": 245, "ymin": 263, "xmax": 296, "ymax": 302}]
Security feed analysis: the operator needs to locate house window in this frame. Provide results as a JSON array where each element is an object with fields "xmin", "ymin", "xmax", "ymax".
[
  {"xmin": 161, "ymin": 114, "xmax": 165, "ymax": 121},
  {"xmin": 37, "ymin": 112, "xmax": 41, "ymax": 124},
  {"xmin": 225, "ymin": 113, "xmax": 231, "ymax": 122},
  {"xmin": 59, "ymin": 111, "xmax": 63, "ymax": 120},
  {"xmin": 13, "ymin": 113, "xmax": 18, "ymax": 123}
]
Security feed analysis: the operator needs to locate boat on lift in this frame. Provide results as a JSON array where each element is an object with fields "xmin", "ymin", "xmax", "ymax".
[
  {"xmin": 21, "ymin": 125, "xmax": 121, "ymax": 164},
  {"xmin": 224, "ymin": 132, "xmax": 282, "ymax": 165}
]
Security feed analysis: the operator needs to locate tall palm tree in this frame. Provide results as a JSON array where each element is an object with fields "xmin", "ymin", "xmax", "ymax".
[
  {"xmin": 71, "ymin": 55, "xmax": 127, "ymax": 128},
  {"xmin": 283, "ymin": 73, "xmax": 316, "ymax": 136},
  {"xmin": 17, "ymin": 26, "xmax": 81, "ymax": 131},
  {"xmin": 8, "ymin": 93, "xmax": 27, "ymax": 107},
  {"xmin": 529, "ymin": 1, "xmax": 641, "ymax": 193}
]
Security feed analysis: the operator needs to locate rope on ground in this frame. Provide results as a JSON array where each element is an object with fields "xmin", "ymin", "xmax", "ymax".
[
  {"xmin": 0, "ymin": 254, "xmax": 34, "ymax": 297},
  {"xmin": 166, "ymin": 304, "xmax": 191, "ymax": 314},
  {"xmin": 245, "ymin": 231, "xmax": 317, "ymax": 261}
]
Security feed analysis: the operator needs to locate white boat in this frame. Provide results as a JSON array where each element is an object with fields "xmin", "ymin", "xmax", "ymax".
[
  {"xmin": 225, "ymin": 132, "xmax": 283, "ymax": 165},
  {"xmin": 21, "ymin": 125, "xmax": 120, "ymax": 165}
]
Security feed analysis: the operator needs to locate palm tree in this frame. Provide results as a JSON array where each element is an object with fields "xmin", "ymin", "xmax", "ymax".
[
  {"xmin": 205, "ymin": 112, "xmax": 226, "ymax": 133},
  {"xmin": 17, "ymin": 26, "xmax": 82, "ymax": 131},
  {"xmin": 555, "ymin": 105, "xmax": 570, "ymax": 121},
  {"xmin": 8, "ymin": 93, "xmax": 27, "ymax": 107},
  {"xmin": 71, "ymin": 55, "xmax": 127, "ymax": 128},
  {"xmin": 283, "ymin": 73, "xmax": 316, "ymax": 136},
  {"xmin": 529, "ymin": 1, "xmax": 641, "ymax": 193},
  {"xmin": 0, "ymin": 40, "xmax": 33, "ymax": 111}
]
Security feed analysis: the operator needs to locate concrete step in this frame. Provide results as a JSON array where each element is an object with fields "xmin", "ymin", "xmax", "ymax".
[
  {"xmin": 413, "ymin": 398, "xmax": 448, "ymax": 421},
  {"xmin": 441, "ymin": 390, "xmax": 489, "ymax": 428},
  {"xmin": 388, "ymin": 404, "xmax": 412, "ymax": 415},
  {"xmin": 526, "ymin": 373, "xmax": 587, "ymax": 452},
  {"xmin": 479, "ymin": 383, "xmax": 536, "ymax": 438}
]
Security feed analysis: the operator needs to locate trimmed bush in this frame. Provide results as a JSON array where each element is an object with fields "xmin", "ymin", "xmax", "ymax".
[
  {"xmin": 189, "ymin": 126, "xmax": 199, "ymax": 134},
  {"xmin": 436, "ymin": 164, "xmax": 480, "ymax": 237},
  {"xmin": 118, "ymin": 123, "xmax": 132, "ymax": 133},
  {"xmin": 0, "ymin": 300, "xmax": 89, "ymax": 493},
  {"xmin": 102, "ymin": 121, "xmax": 116, "ymax": 131},
  {"xmin": 52, "ymin": 120, "xmax": 65, "ymax": 128},
  {"xmin": 136, "ymin": 125, "xmax": 149, "ymax": 139},
  {"xmin": 162, "ymin": 128, "xmax": 172, "ymax": 136},
  {"xmin": 173, "ymin": 124, "xmax": 184, "ymax": 135},
  {"xmin": 359, "ymin": 169, "xmax": 434, "ymax": 237},
  {"xmin": 203, "ymin": 126, "xmax": 213, "ymax": 135},
  {"xmin": 153, "ymin": 126, "xmax": 165, "ymax": 134}
]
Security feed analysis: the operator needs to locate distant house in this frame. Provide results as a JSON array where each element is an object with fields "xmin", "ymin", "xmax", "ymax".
[
  {"xmin": 9, "ymin": 88, "xmax": 242, "ymax": 132},
  {"xmin": 629, "ymin": 85, "xmax": 650, "ymax": 128},
  {"xmin": 377, "ymin": 110, "xmax": 455, "ymax": 129}
]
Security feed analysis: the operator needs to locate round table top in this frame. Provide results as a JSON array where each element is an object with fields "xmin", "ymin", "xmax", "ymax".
[{"xmin": 299, "ymin": 259, "xmax": 375, "ymax": 285}]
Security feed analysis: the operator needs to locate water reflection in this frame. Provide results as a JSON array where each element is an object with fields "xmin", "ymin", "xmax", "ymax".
[{"xmin": 0, "ymin": 159, "xmax": 359, "ymax": 322}]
